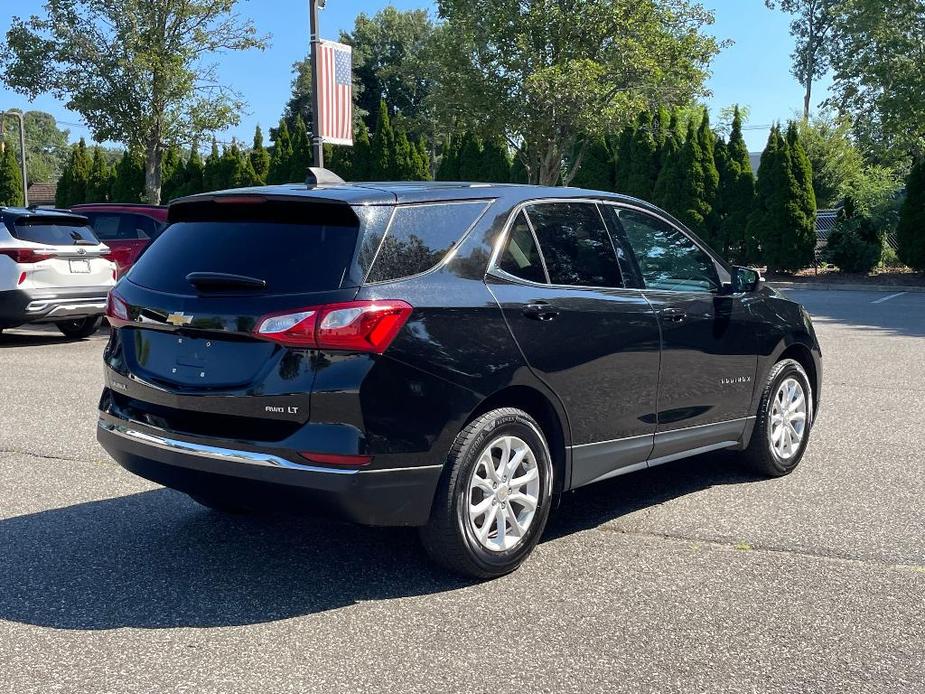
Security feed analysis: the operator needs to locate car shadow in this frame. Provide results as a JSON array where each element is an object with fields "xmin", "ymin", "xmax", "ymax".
[
  {"xmin": 0, "ymin": 325, "xmax": 109, "ymax": 347},
  {"xmin": 0, "ymin": 452, "xmax": 761, "ymax": 631}
]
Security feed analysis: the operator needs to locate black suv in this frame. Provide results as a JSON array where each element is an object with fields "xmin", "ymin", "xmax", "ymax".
[{"xmin": 98, "ymin": 181, "xmax": 821, "ymax": 578}]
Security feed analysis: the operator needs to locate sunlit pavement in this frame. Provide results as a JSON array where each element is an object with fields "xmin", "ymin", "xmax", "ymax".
[{"xmin": 1, "ymin": 290, "xmax": 923, "ymax": 693}]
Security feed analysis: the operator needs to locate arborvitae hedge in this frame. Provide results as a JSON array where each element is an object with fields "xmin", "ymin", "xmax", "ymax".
[
  {"xmin": 111, "ymin": 147, "xmax": 145, "ymax": 203},
  {"xmin": 0, "ymin": 141, "xmax": 24, "ymax": 207},
  {"xmin": 571, "ymin": 137, "xmax": 613, "ymax": 190},
  {"xmin": 268, "ymin": 119, "xmax": 292, "ymax": 185},
  {"xmin": 624, "ymin": 111, "xmax": 657, "ymax": 200},
  {"xmin": 717, "ymin": 106, "xmax": 755, "ymax": 260},
  {"xmin": 250, "ymin": 125, "xmax": 270, "ymax": 184},
  {"xmin": 87, "ymin": 146, "xmax": 113, "ymax": 202},
  {"xmin": 897, "ymin": 159, "xmax": 925, "ymax": 271}
]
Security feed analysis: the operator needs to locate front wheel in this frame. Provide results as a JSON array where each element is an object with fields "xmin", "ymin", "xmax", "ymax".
[
  {"xmin": 56, "ymin": 316, "xmax": 103, "ymax": 339},
  {"xmin": 740, "ymin": 358, "xmax": 814, "ymax": 477},
  {"xmin": 419, "ymin": 408, "xmax": 554, "ymax": 579}
]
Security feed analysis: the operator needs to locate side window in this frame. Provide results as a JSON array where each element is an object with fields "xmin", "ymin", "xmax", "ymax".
[
  {"xmin": 366, "ymin": 201, "xmax": 489, "ymax": 283},
  {"xmin": 497, "ymin": 211, "xmax": 547, "ymax": 283},
  {"xmin": 598, "ymin": 204, "xmax": 644, "ymax": 289},
  {"xmin": 616, "ymin": 209, "xmax": 719, "ymax": 293},
  {"xmin": 526, "ymin": 202, "xmax": 622, "ymax": 288},
  {"xmin": 124, "ymin": 214, "xmax": 157, "ymax": 240},
  {"xmin": 84, "ymin": 213, "xmax": 121, "ymax": 240}
]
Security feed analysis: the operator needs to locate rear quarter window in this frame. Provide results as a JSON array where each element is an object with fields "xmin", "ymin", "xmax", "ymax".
[{"xmin": 364, "ymin": 201, "xmax": 490, "ymax": 283}]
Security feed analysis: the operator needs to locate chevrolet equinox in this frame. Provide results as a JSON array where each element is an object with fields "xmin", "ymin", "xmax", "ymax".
[{"xmin": 98, "ymin": 179, "xmax": 822, "ymax": 578}]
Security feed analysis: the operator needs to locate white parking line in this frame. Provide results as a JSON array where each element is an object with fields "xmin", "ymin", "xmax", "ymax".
[{"xmin": 871, "ymin": 292, "xmax": 907, "ymax": 304}]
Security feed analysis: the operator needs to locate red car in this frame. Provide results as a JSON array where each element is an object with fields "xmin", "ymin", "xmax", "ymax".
[{"xmin": 70, "ymin": 204, "xmax": 168, "ymax": 276}]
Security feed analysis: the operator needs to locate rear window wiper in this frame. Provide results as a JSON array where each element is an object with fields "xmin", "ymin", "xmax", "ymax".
[{"xmin": 185, "ymin": 272, "xmax": 268, "ymax": 291}]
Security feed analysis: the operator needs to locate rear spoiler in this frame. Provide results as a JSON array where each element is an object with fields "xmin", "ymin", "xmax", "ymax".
[{"xmin": 167, "ymin": 194, "xmax": 360, "ymax": 226}]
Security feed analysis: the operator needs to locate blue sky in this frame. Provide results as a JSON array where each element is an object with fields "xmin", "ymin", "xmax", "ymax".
[{"xmin": 1, "ymin": 0, "xmax": 829, "ymax": 153}]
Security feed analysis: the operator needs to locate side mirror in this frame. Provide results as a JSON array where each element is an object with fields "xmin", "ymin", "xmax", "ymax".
[{"xmin": 732, "ymin": 266, "xmax": 763, "ymax": 293}]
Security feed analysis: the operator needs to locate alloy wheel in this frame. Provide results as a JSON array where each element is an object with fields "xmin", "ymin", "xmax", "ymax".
[
  {"xmin": 466, "ymin": 435, "xmax": 541, "ymax": 552},
  {"xmin": 768, "ymin": 377, "xmax": 807, "ymax": 460}
]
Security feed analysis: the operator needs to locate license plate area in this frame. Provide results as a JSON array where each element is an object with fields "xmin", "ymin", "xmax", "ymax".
[{"xmin": 69, "ymin": 259, "xmax": 91, "ymax": 273}]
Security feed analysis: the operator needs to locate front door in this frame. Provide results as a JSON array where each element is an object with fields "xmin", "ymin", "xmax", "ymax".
[
  {"xmin": 603, "ymin": 205, "xmax": 757, "ymax": 462},
  {"xmin": 487, "ymin": 202, "xmax": 661, "ymax": 488}
]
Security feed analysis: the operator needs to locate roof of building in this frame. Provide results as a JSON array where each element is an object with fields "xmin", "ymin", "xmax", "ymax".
[{"xmin": 25, "ymin": 182, "xmax": 57, "ymax": 206}]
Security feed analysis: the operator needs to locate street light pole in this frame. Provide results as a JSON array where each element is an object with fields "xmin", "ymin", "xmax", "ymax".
[
  {"xmin": 309, "ymin": 0, "xmax": 324, "ymax": 169},
  {"xmin": 0, "ymin": 111, "xmax": 29, "ymax": 206}
]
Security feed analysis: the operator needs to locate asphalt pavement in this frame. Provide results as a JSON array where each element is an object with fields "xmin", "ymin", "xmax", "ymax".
[{"xmin": 1, "ymin": 288, "xmax": 923, "ymax": 693}]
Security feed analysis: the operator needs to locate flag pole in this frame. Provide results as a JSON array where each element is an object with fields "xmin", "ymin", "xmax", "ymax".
[{"xmin": 309, "ymin": 0, "xmax": 324, "ymax": 169}]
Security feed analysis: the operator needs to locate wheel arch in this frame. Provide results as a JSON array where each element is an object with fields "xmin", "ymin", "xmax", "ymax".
[
  {"xmin": 465, "ymin": 385, "xmax": 572, "ymax": 493},
  {"xmin": 766, "ymin": 339, "xmax": 820, "ymax": 419}
]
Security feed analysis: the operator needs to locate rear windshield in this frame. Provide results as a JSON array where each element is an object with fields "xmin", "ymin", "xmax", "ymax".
[
  {"xmin": 83, "ymin": 212, "xmax": 163, "ymax": 241},
  {"xmin": 11, "ymin": 218, "xmax": 99, "ymax": 246},
  {"xmin": 128, "ymin": 220, "xmax": 359, "ymax": 295}
]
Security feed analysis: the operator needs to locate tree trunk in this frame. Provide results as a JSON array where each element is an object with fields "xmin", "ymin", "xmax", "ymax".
[{"xmin": 144, "ymin": 135, "xmax": 163, "ymax": 204}]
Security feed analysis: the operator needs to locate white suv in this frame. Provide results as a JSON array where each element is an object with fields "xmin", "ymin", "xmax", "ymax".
[{"xmin": 0, "ymin": 207, "xmax": 116, "ymax": 338}]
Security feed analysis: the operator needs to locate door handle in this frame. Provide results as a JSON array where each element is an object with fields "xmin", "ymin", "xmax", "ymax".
[
  {"xmin": 523, "ymin": 301, "xmax": 559, "ymax": 321},
  {"xmin": 660, "ymin": 307, "xmax": 687, "ymax": 323}
]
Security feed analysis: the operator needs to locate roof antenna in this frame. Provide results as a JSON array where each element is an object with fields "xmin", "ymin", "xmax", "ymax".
[{"xmin": 305, "ymin": 167, "xmax": 345, "ymax": 187}]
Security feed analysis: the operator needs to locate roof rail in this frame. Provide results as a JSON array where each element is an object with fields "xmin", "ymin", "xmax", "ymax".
[{"xmin": 305, "ymin": 167, "xmax": 345, "ymax": 187}]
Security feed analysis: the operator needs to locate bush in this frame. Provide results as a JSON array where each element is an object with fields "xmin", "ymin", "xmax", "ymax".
[{"xmin": 824, "ymin": 201, "xmax": 882, "ymax": 274}]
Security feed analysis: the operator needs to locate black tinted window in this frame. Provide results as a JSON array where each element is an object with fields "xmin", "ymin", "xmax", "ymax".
[
  {"xmin": 12, "ymin": 219, "xmax": 98, "ymax": 245},
  {"xmin": 527, "ymin": 203, "xmax": 622, "ymax": 287},
  {"xmin": 498, "ymin": 212, "xmax": 547, "ymax": 283},
  {"xmin": 366, "ymin": 201, "xmax": 489, "ymax": 283},
  {"xmin": 84, "ymin": 213, "xmax": 157, "ymax": 241},
  {"xmin": 129, "ymin": 221, "xmax": 359, "ymax": 294},
  {"xmin": 617, "ymin": 209, "xmax": 719, "ymax": 292}
]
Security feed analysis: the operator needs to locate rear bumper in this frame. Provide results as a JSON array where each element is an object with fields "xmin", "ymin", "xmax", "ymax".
[
  {"xmin": 0, "ymin": 286, "xmax": 109, "ymax": 327},
  {"xmin": 97, "ymin": 417, "xmax": 444, "ymax": 526}
]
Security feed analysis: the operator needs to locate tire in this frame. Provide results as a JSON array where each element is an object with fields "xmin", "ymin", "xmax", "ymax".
[
  {"xmin": 188, "ymin": 493, "xmax": 252, "ymax": 514},
  {"xmin": 419, "ymin": 407, "xmax": 554, "ymax": 579},
  {"xmin": 740, "ymin": 358, "xmax": 814, "ymax": 477},
  {"xmin": 56, "ymin": 316, "xmax": 103, "ymax": 339}
]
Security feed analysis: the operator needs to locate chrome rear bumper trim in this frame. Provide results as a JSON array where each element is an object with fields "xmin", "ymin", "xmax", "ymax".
[{"xmin": 98, "ymin": 420, "xmax": 359, "ymax": 475}]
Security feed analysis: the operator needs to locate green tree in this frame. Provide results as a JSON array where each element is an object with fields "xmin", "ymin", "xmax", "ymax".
[
  {"xmin": 268, "ymin": 120, "xmax": 293, "ymax": 185},
  {"xmin": 675, "ymin": 119, "xmax": 709, "ymax": 237},
  {"xmin": 111, "ymin": 147, "xmax": 145, "ymax": 203},
  {"xmin": 0, "ymin": 110, "xmax": 70, "ymax": 185},
  {"xmin": 87, "ymin": 146, "xmax": 113, "ymax": 202},
  {"xmin": 352, "ymin": 121, "xmax": 374, "ymax": 181},
  {"xmin": 2, "ymin": 0, "xmax": 267, "ymax": 204},
  {"xmin": 652, "ymin": 115, "xmax": 685, "ymax": 211},
  {"xmin": 697, "ymin": 110, "xmax": 721, "ymax": 246},
  {"xmin": 203, "ymin": 139, "xmax": 222, "ymax": 191},
  {"xmin": 183, "ymin": 147, "xmax": 205, "ymax": 196},
  {"xmin": 787, "ymin": 121, "xmax": 818, "ymax": 241},
  {"xmin": 716, "ymin": 106, "xmax": 756, "ymax": 259},
  {"xmin": 436, "ymin": 134, "xmax": 462, "ymax": 181},
  {"xmin": 747, "ymin": 125, "xmax": 817, "ymax": 271},
  {"xmin": 824, "ymin": 198, "xmax": 883, "ymax": 273},
  {"xmin": 480, "ymin": 137, "xmax": 511, "ymax": 184},
  {"xmin": 624, "ymin": 111, "xmax": 658, "ymax": 200},
  {"xmin": 0, "ymin": 142, "xmax": 25, "ymax": 206},
  {"xmin": 371, "ymin": 100, "xmax": 395, "ymax": 179},
  {"xmin": 457, "ymin": 133, "xmax": 484, "ymax": 182},
  {"xmin": 159, "ymin": 144, "xmax": 182, "ymax": 201},
  {"xmin": 613, "ymin": 125, "xmax": 635, "ymax": 194},
  {"xmin": 57, "ymin": 138, "xmax": 93, "ymax": 206},
  {"xmin": 436, "ymin": 0, "xmax": 722, "ymax": 185},
  {"xmin": 250, "ymin": 125, "xmax": 270, "ymax": 185},
  {"xmin": 897, "ymin": 159, "xmax": 925, "ymax": 270},
  {"xmin": 765, "ymin": 1, "xmax": 838, "ymax": 118},
  {"xmin": 570, "ymin": 137, "xmax": 612, "ymax": 191},
  {"xmin": 825, "ymin": 0, "xmax": 925, "ymax": 162},
  {"xmin": 288, "ymin": 115, "xmax": 312, "ymax": 182}
]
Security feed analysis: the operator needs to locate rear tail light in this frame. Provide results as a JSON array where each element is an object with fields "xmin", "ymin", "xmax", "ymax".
[
  {"xmin": 298, "ymin": 452, "xmax": 373, "ymax": 467},
  {"xmin": 106, "ymin": 290, "xmax": 131, "ymax": 327},
  {"xmin": 0, "ymin": 248, "xmax": 49, "ymax": 263},
  {"xmin": 255, "ymin": 300, "xmax": 413, "ymax": 353}
]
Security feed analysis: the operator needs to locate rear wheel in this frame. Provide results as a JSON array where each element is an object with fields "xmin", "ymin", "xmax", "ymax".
[
  {"xmin": 56, "ymin": 316, "xmax": 103, "ymax": 339},
  {"xmin": 740, "ymin": 358, "xmax": 813, "ymax": 477},
  {"xmin": 419, "ymin": 408, "xmax": 554, "ymax": 579}
]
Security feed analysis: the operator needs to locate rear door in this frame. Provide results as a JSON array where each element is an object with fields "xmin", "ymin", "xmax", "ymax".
[
  {"xmin": 9, "ymin": 216, "xmax": 113, "ymax": 289},
  {"xmin": 487, "ymin": 201, "xmax": 661, "ymax": 488},
  {"xmin": 604, "ymin": 205, "xmax": 757, "ymax": 461}
]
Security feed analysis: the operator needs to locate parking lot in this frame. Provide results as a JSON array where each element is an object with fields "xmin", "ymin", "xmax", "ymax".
[{"xmin": 1, "ymin": 288, "xmax": 923, "ymax": 693}]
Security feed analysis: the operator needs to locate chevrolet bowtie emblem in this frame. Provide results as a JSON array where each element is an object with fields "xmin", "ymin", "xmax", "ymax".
[{"xmin": 165, "ymin": 312, "xmax": 193, "ymax": 326}]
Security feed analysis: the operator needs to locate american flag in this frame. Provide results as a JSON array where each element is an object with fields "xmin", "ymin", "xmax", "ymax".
[{"xmin": 317, "ymin": 40, "xmax": 353, "ymax": 145}]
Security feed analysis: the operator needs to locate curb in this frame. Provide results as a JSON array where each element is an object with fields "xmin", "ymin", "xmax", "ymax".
[{"xmin": 769, "ymin": 281, "xmax": 925, "ymax": 294}]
